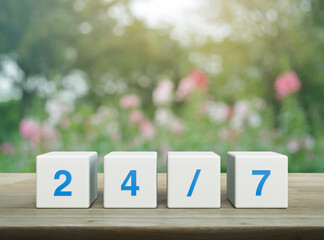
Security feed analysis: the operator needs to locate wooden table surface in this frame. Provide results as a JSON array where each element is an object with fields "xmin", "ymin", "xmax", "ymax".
[{"xmin": 0, "ymin": 173, "xmax": 323, "ymax": 240}]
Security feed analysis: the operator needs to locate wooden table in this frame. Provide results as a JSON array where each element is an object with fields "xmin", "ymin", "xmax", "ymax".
[{"xmin": 0, "ymin": 173, "xmax": 323, "ymax": 240}]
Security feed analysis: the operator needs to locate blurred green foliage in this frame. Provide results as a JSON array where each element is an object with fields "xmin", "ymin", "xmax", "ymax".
[{"xmin": 0, "ymin": 0, "xmax": 323, "ymax": 172}]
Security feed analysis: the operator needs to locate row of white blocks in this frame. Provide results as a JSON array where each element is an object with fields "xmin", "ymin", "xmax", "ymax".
[{"xmin": 36, "ymin": 151, "xmax": 288, "ymax": 209}]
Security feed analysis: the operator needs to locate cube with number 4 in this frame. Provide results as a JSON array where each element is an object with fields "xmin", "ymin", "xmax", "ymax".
[
  {"xmin": 104, "ymin": 152, "xmax": 157, "ymax": 208},
  {"xmin": 227, "ymin": 151, "xmax": 288, "ymax": 208},
  {"xmin": 167, "ymin": 151, "xmax": 221, "ymax": 208},
  {"xmin": 36, "ymin": 151, "xmax": 98, "ymax": 208}
]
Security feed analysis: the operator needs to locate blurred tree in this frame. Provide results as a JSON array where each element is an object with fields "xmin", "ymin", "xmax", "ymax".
[
  {"xmin": 193, "ymin": 0, "xmax": 324, "ymax": 132},
  {"xmin": 0, "ymin": 0, "xmax": 77, "ymax": 116},
  {"xmin": 0, "ymin": 0, "xmax": 190, "ymax": 135},
  {"xmin": 0, "ymin": 0, "xmax": 323, "ymax": 173},
  {"xmin": 73, "ymin": 1, "xmax": 190, "ymax": 111}
]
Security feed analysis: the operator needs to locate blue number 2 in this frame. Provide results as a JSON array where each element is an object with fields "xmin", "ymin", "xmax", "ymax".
[
  {"xmin": 187, "ymin": 169, "xmax": 201, "ymax": 197},
  {"xmin": 54, "ymin": 170, "xmax": 72, "ymax": 196},
  {"xmin": 121, "ymin": 170, "xmax": 139, "ymax": 196},
  {"xmin": 252, "ymin": 170, "xmax": 271, "ymax": 196}
]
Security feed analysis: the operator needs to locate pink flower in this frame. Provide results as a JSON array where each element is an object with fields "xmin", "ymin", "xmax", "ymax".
[
  {"xmin": 152, "ymin": 79, "xmax": 174, "ymax": 105},
  {"xmin": 129, "ymin": 110, "xmax": 144, "ymax": 125},
  {"xmin": 229, "ymin": 100, "xmax": 250, "ymax": 130},
  {"xmin": 274, "ymin": 71, "xmax": 301, "ymax": 100},
  {"xmin": 19, "ymin": 119, "xmax": 41, "ymax": 144},
  {"xmin": 175, "ymin": 69, "xmax": 209, "ymax": 101},
  {"xmin": 120, "ymin": 94, "xmax": 140, "ymax": 109},
  {"xmin": 287, "ymin": 139, "xmax": 300, "ymax": 153},
  {"xmin": 139, "ymin": 120, "xmax": 155, "ymax": 140},
  {"xmin": 0, "ymin": 142, "xmax": 15, "ymax": 154},
  {"xmin": 90, "ymin": 106, "xmax": 109, "ymax": 125},
  {"xmin": 41, "ymin": 123, "xmax": 59, "ymax": 143},
  {"xmin": 175, "ymin": 77, "xmax": 195, "ymax": 101},
  {"xmin": 19, "ymin": 119, "xmax": 59, "ymax": 147},
  {"xmin": 170, "ymin": 120, "xmax": 184, "ymax": 135},
  {"xmin": 189, "ymin": 69, "xmax": 209, "ymax": 90}
]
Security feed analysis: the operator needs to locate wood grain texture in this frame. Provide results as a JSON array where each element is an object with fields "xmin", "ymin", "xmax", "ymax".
[{"xmin": 0, "ymin": 173, "xmax": 323, "ymax": 240}]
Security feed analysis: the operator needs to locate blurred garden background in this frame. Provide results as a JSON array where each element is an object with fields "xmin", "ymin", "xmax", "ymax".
[{"xmin": 0, "ymin": 0, "xmax": 323, "ymax": 173}]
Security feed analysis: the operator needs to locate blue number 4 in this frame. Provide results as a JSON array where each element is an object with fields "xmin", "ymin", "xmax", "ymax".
[
  {"xmin": 252, "ymin": 170, "xmax": 271, "ymax": 196},
  {"xmin": 187, "ymin": 169, "xmax": 201, "ymax": 197},
  {"xmin": 54, "ymin": 170, "xmax": 72, "ymax": 196},
  {"xmin": 121, "ymin": 170, "xmax": 139, "ymax": 196}
]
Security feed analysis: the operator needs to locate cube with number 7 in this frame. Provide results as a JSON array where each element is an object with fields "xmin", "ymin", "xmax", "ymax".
[
  {"xmin": 167, "ymin": 151, "xmax": 221, "ymax": 208},
  {"xmin": 104, "ymin": 152, "xmax": 157, "ymax": 208},
  {"xmin": 227, "ymin": 151, "xmax": 288, "ymax": 208}
]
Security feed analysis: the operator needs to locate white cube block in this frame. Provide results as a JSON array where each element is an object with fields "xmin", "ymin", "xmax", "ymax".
[
  {"xmin": 36, "ymin": 151, "xmax": 97, "ymax": 208},
  {"xmin": 104, "ymin": 151, "xmax": 157, "ymax": 208},
  {"xmin": 167, "ymin": 151, "xmax": 221, "ymax": 208},
  {"xmin": 227, "ymin": 151, "xmax": 288, "ymax": 208}
]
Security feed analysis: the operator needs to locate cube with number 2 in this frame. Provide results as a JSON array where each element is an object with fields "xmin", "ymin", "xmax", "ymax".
[
  {"xmin": 167, "ymin": 152, "xmax": 221, "ymax": 208},
  {"xmin": 104, "ymin": 152, "xmax": 157, "ymax": 208},
  {"xmin": 36, "ymin": 151, "xmax": 98, "ymax": 208},
  {"xmin": 227, "ymin": 151, "xmax": 288, "ymax": 208}
]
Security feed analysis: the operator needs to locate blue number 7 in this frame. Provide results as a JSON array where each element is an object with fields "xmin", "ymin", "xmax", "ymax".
[
  {"xmin": 252, "ymin": 170, "xmax": 271, "ymax": 196},
  {"xmin": 187, "ymin": 169, "xmax": 201, "ymax": 197}
]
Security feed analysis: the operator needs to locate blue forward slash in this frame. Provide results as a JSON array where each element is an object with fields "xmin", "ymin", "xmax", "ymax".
[{"xmin": 187, "ymin": 169, "xmax": 201, "ymax": 197}]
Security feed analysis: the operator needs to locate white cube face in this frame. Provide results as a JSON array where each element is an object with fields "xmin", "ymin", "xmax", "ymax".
[
  {"xmin": 227, "ymin": 151, "xmax": 288, "ymax": 208},
  {"xmin": 104, "ymin": 152, "xmax": 157, "ymax": 208},
  {"xmin": 36, "ymin": 151, "xmax": 97, "ymax": 208},
  {"xmin": 167, "ymin": 152, "xmax": 221, "ymax": 208}
]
